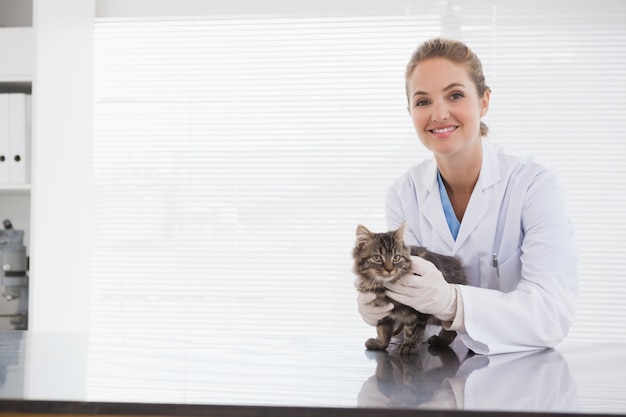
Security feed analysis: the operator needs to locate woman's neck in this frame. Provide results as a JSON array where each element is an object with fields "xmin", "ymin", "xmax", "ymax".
[{"xmin": 435, "ymin": 142, "xmax": 483, "ymax": 197}]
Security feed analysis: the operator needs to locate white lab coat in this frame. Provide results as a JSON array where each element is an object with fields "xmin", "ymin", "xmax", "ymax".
[{"xmin": 386, "ymin": 139, "xmax": 578, "ymax": 355}]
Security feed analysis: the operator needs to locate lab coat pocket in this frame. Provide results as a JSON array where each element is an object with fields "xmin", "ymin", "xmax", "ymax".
[{"xmin": 479, "ymin": 249, "xmax": 522, "ymax": 293}]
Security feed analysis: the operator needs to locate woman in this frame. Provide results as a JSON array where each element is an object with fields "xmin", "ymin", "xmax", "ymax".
[{"xmin": 357, "ymin": 38, "xmax": 578, "ymax": 355}]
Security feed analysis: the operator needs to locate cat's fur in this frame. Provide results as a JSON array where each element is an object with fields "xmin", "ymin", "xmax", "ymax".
[{"xmin": 353, "ymin": 223, "xmax": 467, "ymax": 354}]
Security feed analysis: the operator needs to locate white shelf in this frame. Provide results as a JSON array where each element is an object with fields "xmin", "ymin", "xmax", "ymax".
[{"xmin": 0, "ymin": 184, "xmax": 31, "ymax": 194}]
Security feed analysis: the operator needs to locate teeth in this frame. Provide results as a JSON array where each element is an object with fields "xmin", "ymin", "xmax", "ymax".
[{"xmin": 432, "ymin": 126, "xmax": 456, "ymax": 133}]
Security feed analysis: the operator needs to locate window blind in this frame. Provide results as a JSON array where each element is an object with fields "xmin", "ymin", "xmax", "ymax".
[
  {"xmin": 92, "ymin": 0, "xmax": 626, "ymax": 342},
  {"xmin": 92, "ymin": 15, "xmax": 431, "ymax": 338}
]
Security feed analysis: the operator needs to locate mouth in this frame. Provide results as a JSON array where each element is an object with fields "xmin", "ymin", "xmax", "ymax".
[
  {"xmin": 376, "ymin": 272, "xmax": 399, "ymax": 283},
  {"xmin": 429, "ymin": 125, "xmax": 458, "ymax": 137}
]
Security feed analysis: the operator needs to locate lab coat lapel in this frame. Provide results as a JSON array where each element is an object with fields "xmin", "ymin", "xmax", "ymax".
[
  {"xmin": 453, "ymin": 140, "xmax": 501, "ymax": 253},
  {"xmin": 453, "ymin": 187, "xmax": 489, "ymax": 252},
  {"xmin": 417, "ymin": 161, "xmax": 456, "ymax": 251}
]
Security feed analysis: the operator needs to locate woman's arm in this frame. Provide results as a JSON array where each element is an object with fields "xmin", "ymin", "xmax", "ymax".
[{"xmin": 458, "ymin": 170, "xmax": 579, "ymax": 354}]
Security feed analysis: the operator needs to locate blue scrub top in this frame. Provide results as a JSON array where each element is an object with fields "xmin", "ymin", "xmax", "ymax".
[{"xmin": 437, "ymin": 170, "xmax": 461, "ymax": 240}]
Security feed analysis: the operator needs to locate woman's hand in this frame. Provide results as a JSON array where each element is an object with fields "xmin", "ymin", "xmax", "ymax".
[
  {"xmin": 354, "ymin": 281, "xmax": 394, "ymax": 326},
  {"xmin": 385, "ymin": 256, "xmax": 457, "ymax": 321}
]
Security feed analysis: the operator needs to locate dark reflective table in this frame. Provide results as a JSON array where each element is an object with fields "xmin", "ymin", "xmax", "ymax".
[{"xmin": 0, "ymin": 330, "xmax": 624, "ymax": 416}]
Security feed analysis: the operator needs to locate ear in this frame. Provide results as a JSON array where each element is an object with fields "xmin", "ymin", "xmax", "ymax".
[
  {"xmin": 479, "ymin": 89, "xmax": 491, "ymax": 118},
  {"xmin": 356, "ymin": 224, "xmax": 374, "ymax": 249},
  {"xmin": 394, "ymin": 222, "xmax": 407, "ymax": 242}
]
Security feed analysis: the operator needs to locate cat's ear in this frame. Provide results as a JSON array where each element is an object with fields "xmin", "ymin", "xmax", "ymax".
[
  {"xmin": 394, "ymin": 222, "xmax": 407, "ymax": 241},
  {"xmin": 356, "ymin": 224, "xmax": 374, "ymax": 249}
]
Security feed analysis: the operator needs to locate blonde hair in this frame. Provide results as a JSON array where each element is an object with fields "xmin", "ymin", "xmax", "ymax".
[{"xmin": 405, "ymin": 38, "xmax": 491, "ymax": 137}]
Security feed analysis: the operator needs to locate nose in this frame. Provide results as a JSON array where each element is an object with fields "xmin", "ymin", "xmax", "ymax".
[{"xmin": 431, "ymin": 100, "xmax": 450, "ymax": 122}]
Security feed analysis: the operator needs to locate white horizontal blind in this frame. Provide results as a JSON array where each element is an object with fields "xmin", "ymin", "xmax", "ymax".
[
  {"xmin": 93, "ymin": 0, "xmax": 626, "ymax": 342},
  {"xmin": 92, "ymin": 15, "xmax": 432, "ymax": 338}
]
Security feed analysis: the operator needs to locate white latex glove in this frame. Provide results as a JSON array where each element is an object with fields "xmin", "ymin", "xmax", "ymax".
[
  {"xmin": 384, "ymin": 256, "xmax": 457, "ymax": 321},
  {"xmin": 354, "ymin": 280, "xmax": 394, "ymax": 326}
]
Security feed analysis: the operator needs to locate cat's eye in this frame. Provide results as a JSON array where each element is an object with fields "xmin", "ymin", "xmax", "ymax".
[
  {"xmin": 392, "ymin": 255, "xmax": 403, "ymax": 263},
  {"xmin": 371, "ymin": 255, "xmax": 383, "ymax": 263}
]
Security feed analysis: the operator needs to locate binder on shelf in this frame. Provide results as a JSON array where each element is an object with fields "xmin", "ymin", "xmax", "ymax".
[
  {"xmin": 0, "ymin": 94, "xmax": 9, "ymax": 184},
  {"xmin": 6, "ymin": 93, "xmax": 31, "ymax": 185}
]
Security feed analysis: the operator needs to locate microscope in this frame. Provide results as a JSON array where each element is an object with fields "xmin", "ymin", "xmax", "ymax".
[{"xmin": 0, "ymin": 220, "xmax": 28, "ymax": 330}]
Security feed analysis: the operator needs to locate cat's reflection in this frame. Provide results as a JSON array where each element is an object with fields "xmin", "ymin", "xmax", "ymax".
[
  {"xmin": 358, "ymin": 344, "xmax": 579, "ymax": 412},
  {"xmin": 358, "ymin": 342, "xmax": 467, "ymax": 409}
]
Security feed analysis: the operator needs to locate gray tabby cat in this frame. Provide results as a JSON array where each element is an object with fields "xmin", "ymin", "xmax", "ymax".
[{"xmin": 353, "ymin": 223, "xmax": 467, "ymax": 354}]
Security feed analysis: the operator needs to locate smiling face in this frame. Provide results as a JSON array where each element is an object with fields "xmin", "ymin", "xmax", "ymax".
[{"xmin": 406, "ymin": 57, "xmax": 490, "ymax": 159}]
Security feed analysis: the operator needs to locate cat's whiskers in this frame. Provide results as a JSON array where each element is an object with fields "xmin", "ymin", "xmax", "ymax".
[{"xmin": 362, "ymin": 275, "xmax": 384, "ymax": 292}]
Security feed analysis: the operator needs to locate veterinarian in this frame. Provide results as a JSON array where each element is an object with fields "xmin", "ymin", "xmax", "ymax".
[{"xmin": 356, "ymin": 38, "xmax": 578, "ymax": 355}]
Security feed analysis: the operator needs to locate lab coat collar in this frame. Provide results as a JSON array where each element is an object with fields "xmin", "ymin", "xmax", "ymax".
[
  {"xmin": 416, "ymin": 139, "xmax": 502, "ymax": 254},
  {"xmin": 420, "ymin": 160, "xmax": 456, "ymax": 250},
  {"xmin": 476, "ymin": 139, "xmax": 501, "ymax": 192},
  {"xmin": 453, "ymin": 140, "xmax": 501, "ymax": 252}
]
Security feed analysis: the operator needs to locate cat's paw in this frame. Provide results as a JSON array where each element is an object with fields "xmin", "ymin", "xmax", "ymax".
[
  {"xmin": 427, "ymin": 335, "xmax": 453, "ymax": 347},
  {"xmin": 365, "ymin": 338, "xmax": 388, "ymax": 351},
  {"xmin": 398, "ymin": 342, "xmax": 419, "ymax": 355}
]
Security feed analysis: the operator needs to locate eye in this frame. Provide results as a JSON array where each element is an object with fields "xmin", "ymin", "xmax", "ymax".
[
  {"xmin": 415, "ymin": 99, "xmax": 430, "ymax": 107},
  {"xmin": 450, "ymin": 92, "xmax": 464, "ymax": 101},
  {"xmin": 392, "ymin": 255, "xmax": 403, "ymax": 263},
  {"xmin": 371, "ymin": 255, "xmax": 383, "ymax": 263}
]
